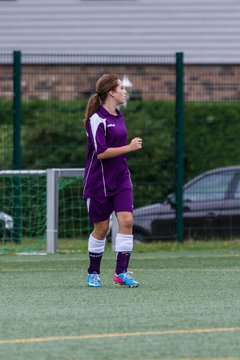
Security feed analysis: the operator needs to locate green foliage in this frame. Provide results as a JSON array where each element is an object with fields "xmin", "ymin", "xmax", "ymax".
[
  {"xmin": 122, "ymin": 100, "xmax": 175, "ymax": 205},
  {"xmin": 21, "ymin": 99, "xmax": 87, "ymax": 169},
  {"xmin": 1, "ymin": 99, "xmax": 240, "ymax": 209},
  {"xmin": 185, "ymin": 102, "xmax": 240, "ymax": 180},
  {"xmin": 0, "ymin": 100, "xmax": 13, "ymax": 169}
]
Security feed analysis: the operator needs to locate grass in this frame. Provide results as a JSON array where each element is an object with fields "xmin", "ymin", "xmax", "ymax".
[
  {"xmin": 2, "ymin": 237, "xmax": 240, "ymax": 254},
  {"xmin": 1, "ymin": 241, "xmax": 240, "ymax": 359}
]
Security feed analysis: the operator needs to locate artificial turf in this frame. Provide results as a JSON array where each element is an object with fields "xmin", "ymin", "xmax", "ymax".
[{"xmin": 1, "ymin": 247, "xmax": 240, "ymax": 360}]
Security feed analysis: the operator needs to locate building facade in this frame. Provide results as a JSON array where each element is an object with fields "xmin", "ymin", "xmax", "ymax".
[{"xmin": 0, "ymin": 0, "xmax": 240, "ymax": 64}]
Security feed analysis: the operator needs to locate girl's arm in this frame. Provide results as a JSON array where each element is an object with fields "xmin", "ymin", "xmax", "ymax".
[{"xmin": 97, "ymin": 137, "xmax": 142, "ymax": 159}]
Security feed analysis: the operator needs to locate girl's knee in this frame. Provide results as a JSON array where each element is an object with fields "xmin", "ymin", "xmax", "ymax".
[
  {"xmin": 93, "ymin": 220, "xmax": 109, "ymax": 239},
  {"xmin": 118, "ymin": 213, "xmax": 133, "ymax": 231}
]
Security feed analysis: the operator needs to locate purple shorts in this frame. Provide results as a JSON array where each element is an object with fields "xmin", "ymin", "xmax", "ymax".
[{"xmin": 86, "ymin": 189, "xmax": 133, "ymax": 223}]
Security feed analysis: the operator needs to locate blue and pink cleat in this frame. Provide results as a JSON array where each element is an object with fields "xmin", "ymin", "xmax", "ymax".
[
  {"xmin": 113, "ymin": 272, "xmax": 139, "ymax": 287},
  {"xmin": 87, "ymin": 272, "xmax": 101, "ymax": 287}
]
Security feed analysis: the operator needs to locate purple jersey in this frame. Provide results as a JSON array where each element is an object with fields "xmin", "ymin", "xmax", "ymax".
[{"xmin": 83, "ymin": 106, "xmax": 132, "ymax": 198}]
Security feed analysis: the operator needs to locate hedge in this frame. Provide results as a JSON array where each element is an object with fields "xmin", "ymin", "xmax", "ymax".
[{"xmin": 1, "ymin": 99, "xmax": 240, "ymax": 209}]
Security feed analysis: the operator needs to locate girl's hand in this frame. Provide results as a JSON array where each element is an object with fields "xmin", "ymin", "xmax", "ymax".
[
  {"xmin": 97, "ymin": 138, "xmax": 143, "ymax": 159},
  {"xmin": 129, "ymin": 137, "xmax": 143, "ymax": 151}
]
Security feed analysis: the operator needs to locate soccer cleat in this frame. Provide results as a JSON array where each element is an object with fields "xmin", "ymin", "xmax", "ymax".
[
  {"xmin": 87, "ymin": 272, "xmax": 101, "ymax": 288},
  {"xmin": 113, "ymin": 272, "xmax": 139, "ymax": 288}
]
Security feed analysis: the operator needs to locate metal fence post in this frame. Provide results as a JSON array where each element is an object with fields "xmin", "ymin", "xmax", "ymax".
[
  {"xmin": 47, "ymin": 169, "xmax": 59, "ymax": 253},
  {"xmin": 13, "ymin": 50, "xmax": 22, "ymax": 170},
  {"xmin": 12, "ymin": 50, "xmax": 22, "ymax": 243},
  {"xmin": 175, "ymin": 52, "xmax": 184, "ymax": 242}
]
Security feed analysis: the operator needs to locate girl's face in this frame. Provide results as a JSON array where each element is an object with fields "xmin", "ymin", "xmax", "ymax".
[{"xmin": 112, "ymin": 79, "xmax": 127, "ymax": 105}]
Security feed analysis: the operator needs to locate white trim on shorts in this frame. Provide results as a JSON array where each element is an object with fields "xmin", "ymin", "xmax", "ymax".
[{"xmin": 86, "ymin": 198, "xmax": 91, "ymax": 212}]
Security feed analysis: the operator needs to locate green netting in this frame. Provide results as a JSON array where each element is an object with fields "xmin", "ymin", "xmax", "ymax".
[
  {"xmin": 0, "ymin": 173, "xmax": 46, "ymax": 244},
  {"xmin": 0, "ymin": 172, "xmax": 91, "ymax": 248},
  {"xmin": 58, "ymin": 176, "xmax": 90, "ymax": 240}
]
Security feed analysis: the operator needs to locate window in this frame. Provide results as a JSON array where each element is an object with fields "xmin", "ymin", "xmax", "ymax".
[
  {"xmin": 184, "ymin": 172, "xmax": 234, "ymax": 202},
  {"xmin": 234, "ymin": 177, "xmax": 240, "ymax": 199}
]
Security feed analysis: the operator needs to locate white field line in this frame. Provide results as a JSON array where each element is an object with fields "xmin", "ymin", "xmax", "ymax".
[{"xmin": 0, "ymin": 327, "xmax": 240, "ymax": 345}]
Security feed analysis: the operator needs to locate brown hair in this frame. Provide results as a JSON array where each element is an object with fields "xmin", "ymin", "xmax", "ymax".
[{"xmin": 83, "ymin": 74, "xmax": 119, "ymax": 127}]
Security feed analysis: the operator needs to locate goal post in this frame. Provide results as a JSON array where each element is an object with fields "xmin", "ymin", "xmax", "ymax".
[
  {"xmin": 46, "ymin": 168, "xmax": 85, "ymax": 253},
  {"xmin": 0, "ymin": 168, "xmax": 118, "ymax": 253},
  {"xmin": 0, "ymin": 168, "xmax": 90, "ymax": 253}
]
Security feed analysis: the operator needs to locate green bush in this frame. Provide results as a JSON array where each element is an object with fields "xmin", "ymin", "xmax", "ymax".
[
  {"xmin": 0, "ymin": 100, "xmax": 13, "ymax": 169},
  {"xmin": 1, "ymin": 99, "xmax": 240, "ymax": 209},
  {"xmin": 185, "ymin": 102, "xmax": 240, "ymax": 180}
]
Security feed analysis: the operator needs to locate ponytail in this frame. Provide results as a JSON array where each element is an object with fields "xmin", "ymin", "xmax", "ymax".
[
  {"xmin": 83, "ymin": 93, "xmax": 101, "ymax": 128},
  {"xmin": 83, "ymin": 74, "xmax": 119, "ymax": 128}
]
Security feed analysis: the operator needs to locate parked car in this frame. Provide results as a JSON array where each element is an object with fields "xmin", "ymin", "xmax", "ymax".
[
  {"xmin": 133, "ymin": 166, "xmax": 240, "ymax": 241},
  {"xmin": 0, "ymin": 211, "xmax": 13, "ymax": 240}
]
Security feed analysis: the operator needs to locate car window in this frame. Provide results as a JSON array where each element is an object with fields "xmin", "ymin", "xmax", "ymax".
[
  {"xmin": 184, "ymin": 172, "xmax": 234, "ymax": 202},
  {"xmin": 234, "ymin": 178, "xmax": 240, "ymax": 199}
]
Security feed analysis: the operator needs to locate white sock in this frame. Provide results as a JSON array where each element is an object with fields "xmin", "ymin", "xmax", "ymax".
[
  {"xmin": 88, "ymin": 233, "xmax": 106, "ymax": 254},
  {"xmin": 115, "ymin": 233, "xmax": 133, "ymax": 253}
]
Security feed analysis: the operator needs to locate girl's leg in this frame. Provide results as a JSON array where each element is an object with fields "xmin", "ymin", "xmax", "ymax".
[
  {"xmin": 86, "ymin": 196, "xmax": 112, "ymax": 280},
  {"xmin": 88, "ymin": 219, "xmax": 109, "ymax": 275},
  {"xmin": 115, "ymin": 211, "xmax": 133, "ymax": 275},
  {"xmin": 114, "ymin": 211, "xmax": 139, "ymax": 286},
  {"xmin": 113, "ymin": 189, "xmax": 134, "ymax": 275}
]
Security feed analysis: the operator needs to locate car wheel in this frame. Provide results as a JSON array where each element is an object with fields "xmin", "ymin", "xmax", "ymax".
[{"xmin": 133, "ymin": 230, "xmax": 150, "ymax": 243}]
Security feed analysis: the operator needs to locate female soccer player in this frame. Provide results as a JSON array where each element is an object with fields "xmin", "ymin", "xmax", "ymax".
[{"xmin": 83, "ymin": 74, "xmax": 142, "ymax": 288}]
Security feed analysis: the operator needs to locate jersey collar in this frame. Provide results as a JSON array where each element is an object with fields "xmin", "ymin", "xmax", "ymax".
[{"xmin": 99, "ymin": 105, "xmax": 120, "ymax": 118}]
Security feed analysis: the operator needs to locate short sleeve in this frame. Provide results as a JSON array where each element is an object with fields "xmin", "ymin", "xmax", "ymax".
[{"xmin": 89, "ymin": 114, "xmax": 108, "ymax": 155}]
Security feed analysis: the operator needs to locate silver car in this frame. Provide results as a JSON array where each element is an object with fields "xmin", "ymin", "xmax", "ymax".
[
  {"xmin": 0, "ymin": 212, "xmax": 13, "ymax": 229},
  {"xmin": 133, "ymin": 166, "xmax": 240, "ymax": 241}
]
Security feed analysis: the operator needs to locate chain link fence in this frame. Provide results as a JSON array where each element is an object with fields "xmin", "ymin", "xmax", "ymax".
[
  {"xmin": 2, "ymin": 52, "xmax": 240, "ymax": 245},
  {"xmin": 0, "ymin": 52, "xmax": 177, "ymax": 245},
  {"xmin": 184, "ymin": 65, "xmax": 240, "ymax": 239}
]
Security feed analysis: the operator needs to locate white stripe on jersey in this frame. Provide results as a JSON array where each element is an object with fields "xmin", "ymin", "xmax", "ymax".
[
  {"xmin": 100, "ymin": 159, "xmax": 107, "ymax": 197},
  {"xmin": 90, "ymin": 113, "xmax": 106, "ymax": 152},
  {"xmin": 83, "ymin": 151, "xmax": 94, "ymax": 195}
]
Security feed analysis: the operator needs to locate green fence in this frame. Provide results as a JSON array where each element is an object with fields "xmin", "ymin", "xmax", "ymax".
[
  {"xmin": 183, "ymin": 65, "xmax": 240, "ymax": 239},
  {"xmin": 1, "ymin": 51, "xmax": 183, "ymax": 245},
  {"xmin": 3, "ymin": 51, "xmax": 240, "ymax": 245}
]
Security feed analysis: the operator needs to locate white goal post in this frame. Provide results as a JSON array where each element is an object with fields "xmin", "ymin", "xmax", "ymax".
[
  {"xmin": 46, "ymin": 168, "xmax": 85, "ymax": 253},
  {"xmin": 0, "ymin": 168, "xmax": 85, "ymax": 253},
  {"xmin": 47, "ymin": 169, "xmax": 119, "ymax": 253},
  {"xmin": 0, "ymin": 168, "xmax": 117, "ymax": 253}
]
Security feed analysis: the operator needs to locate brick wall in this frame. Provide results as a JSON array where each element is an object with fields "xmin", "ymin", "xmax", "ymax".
[
  {"xmin": 1, "ymin": 64, "xmax": 240, "ymax": 101},
  {"xmin": 185, "ymin": 65, "xmax": 240, "ymax": 102}
]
